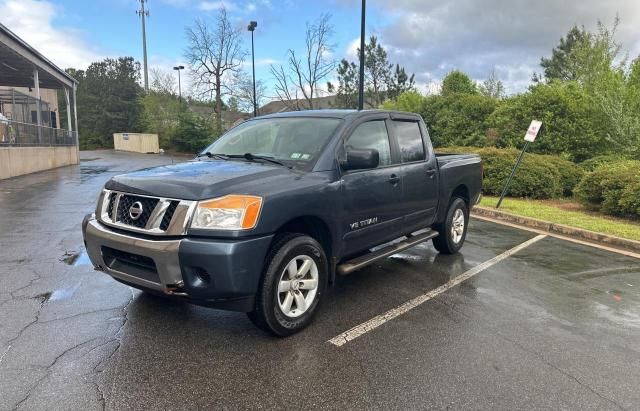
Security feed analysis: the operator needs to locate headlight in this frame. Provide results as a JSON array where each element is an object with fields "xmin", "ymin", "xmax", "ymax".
[{"xmin": 191, "ymin": 195, "xmax": 263, "ymax": 230}]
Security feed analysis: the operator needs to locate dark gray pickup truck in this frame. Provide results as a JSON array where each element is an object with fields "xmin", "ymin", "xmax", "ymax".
[{"xmin": 83, "ymin": 110, "xmax": 481, "ymax": 335}]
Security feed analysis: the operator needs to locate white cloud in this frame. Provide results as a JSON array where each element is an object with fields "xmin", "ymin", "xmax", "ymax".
[
  {"xmin": 345, "ymin": 37, "xmax": 360, "ymax": 60},
  {"xmin": 241, "ymin": 58, "xmax": 279, "ymax": 69},
  {"xmin": 199, "ymin": 1, "xmax": 236, "ymax": 11},
  {"xmin": 337, "ymin": 0, "xmax": 640, "ymax": 93},
  {"xmin": 0, "ymin": 0, "xmax": 104, "ymax": 70}
]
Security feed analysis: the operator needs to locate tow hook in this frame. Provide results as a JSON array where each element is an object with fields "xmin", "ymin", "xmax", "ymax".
[{"xmin": 164, "ymin": 282, "xmax": 187, "ymax": 296}]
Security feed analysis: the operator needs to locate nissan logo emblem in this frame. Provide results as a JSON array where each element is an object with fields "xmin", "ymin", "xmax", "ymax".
[{"xmin": 129, "ymin": 201, "xmax": 144, "ymax": 220}]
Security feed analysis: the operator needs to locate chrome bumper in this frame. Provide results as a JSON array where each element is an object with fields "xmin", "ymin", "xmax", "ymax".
[{"xmin": 83, "ymin": 216, "xmax": 183, "ymax": 293}]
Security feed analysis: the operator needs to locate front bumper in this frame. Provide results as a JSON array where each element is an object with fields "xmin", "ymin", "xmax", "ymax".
[{"xmin": 82, "ymin": 214, "xmax": 274, "ymax": 312}]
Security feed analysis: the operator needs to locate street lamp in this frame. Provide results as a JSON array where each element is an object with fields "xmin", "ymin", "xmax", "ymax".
[
  {"xmin": 247, "ymin": 20, "xmax": 258, "ymax": 117},
  {"xmin": 173, "ymin": 65, "xmax": 185, "ymax": 99},
  {"xmin": 357, "ymin": 0, "xmax": 366, "ymax": 111}
]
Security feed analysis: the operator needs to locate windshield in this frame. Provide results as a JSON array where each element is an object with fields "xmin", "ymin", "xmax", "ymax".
[{"xmin": 201, "ymin": 117, "xmax": 342, "ymax": 169}]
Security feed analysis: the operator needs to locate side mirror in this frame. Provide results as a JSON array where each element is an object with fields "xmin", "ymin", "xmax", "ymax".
[{"xmin": 341, "ymin": 148, "xmax": 379, "ymax": 171}]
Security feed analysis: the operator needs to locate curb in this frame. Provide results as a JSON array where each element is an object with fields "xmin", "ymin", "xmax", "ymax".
[{"xmin": 472, "ymin": 206, "xmax": 640, "ymax": 254}]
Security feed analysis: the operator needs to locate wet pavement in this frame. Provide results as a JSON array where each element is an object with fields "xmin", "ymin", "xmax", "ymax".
[{"xmin": 1, "ymin": 150, "xmax": 639, "ymax": 410}]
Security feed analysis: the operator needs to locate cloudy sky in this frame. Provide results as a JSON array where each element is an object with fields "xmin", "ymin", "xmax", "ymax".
[{"xmin": 1, "ymin": 0, "xmax": 639, "ymax": 96}]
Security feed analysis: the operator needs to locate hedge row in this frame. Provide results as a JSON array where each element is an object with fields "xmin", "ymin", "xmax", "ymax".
[
  {"xmin": 437, "ymin": 147, "xmax": 584, "ymax": 199},
  {"xmin": 575, "ymin": 160, "xmax": 640, "ymax": 218}
]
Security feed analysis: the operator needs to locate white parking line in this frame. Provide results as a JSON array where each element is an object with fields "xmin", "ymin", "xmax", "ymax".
[{"xmin": 328, "ymin": 234, "xmax": 547, "ymax": 347}]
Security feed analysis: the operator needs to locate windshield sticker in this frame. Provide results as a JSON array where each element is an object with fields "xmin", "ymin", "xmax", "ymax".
[
  {"xmin": 300, "ymin": 154, "xmax": 311, "ymax": 160},
  {"xmin": 290, "ymin": 153, "xmax": 302, "ymax": 159}
]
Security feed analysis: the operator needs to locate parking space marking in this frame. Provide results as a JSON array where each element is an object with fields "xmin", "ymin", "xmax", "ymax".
[
  {"xmin": 472, "ymin": 214, "xmax": 640, "ymax": 260},
  {"xmin": 328, "ymin": 234, "xmax": 547, "ymax": 347}
]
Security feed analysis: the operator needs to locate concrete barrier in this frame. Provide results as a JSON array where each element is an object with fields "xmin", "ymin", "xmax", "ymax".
[
  {"xmin": 473, "ymin": 206, "xmax": 640, "ymax": 254},
  {"xmin": 0, "ymin": 146, "xmax": 79, "ymax": 180}
]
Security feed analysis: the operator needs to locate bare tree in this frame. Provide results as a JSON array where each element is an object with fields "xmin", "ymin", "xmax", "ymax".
[
  {"xmin": 270, "ymin": 14, "xmax": 335, "ymax": 110},
  {"xmin": 185, "ymin": 9, "xmax": 246, "ymax": 132},
  {"xmin": 232, "ymin": 72, "xmax": 268, "ymax": 113},
  {"xmin": 150, "ymin": 68, "xmax": 177, "ymax": 95}
]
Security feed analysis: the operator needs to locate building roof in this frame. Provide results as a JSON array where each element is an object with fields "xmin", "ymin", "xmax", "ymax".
[
  {"xmin": 259, "ymin": 95, "xmax": 339, "ymax": 115},
  {"xmin": 187, "ymin": 104, "xmax": 252, "ymax": 128},
  {"xmin": 0, "ymin": 22, "xmax": 77, "ymax": 89}
]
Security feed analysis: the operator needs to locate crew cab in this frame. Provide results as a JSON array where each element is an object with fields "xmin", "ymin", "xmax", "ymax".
[{"xmin": 82, "ymin": 110, "xmax": 482, "ymax": 336}]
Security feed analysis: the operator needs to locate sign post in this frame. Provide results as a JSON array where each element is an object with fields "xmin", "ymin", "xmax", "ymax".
[{"xmin": 496, "ymin": 120, "xmax": 542, "ymax": 209}]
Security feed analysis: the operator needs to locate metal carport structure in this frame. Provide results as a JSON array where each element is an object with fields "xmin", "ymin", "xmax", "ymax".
[{"xmin": 0, "ymin": 22, "xmax": 80, "ymax": 179}]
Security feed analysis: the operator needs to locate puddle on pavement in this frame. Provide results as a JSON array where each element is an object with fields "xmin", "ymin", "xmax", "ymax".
[
  {"xmin": 33, "ymin": 291, "xmax": 52, "ymax": 304},
  {"xmin": 49, "ymin": 283, "xmax": 81, "ymax": 301},
  {"xmin": 81, "ymin": 157, "xmax": 101, "ymax": 162},
  {"xmin": 80, "ymin": 166, "xmax": 109, "ymax": 174},
  {"xmin": 61, "ymin": 249, "xmax": 91, "ymax": 266},
  {"xmin": 79, "ymin": 166, "xmax": 110, "ymax": 182}
]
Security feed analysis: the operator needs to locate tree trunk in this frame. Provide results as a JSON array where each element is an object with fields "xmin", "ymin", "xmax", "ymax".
[{"xmin": 215, "ymin": 76, "xmax": 223, "ymax": 133}]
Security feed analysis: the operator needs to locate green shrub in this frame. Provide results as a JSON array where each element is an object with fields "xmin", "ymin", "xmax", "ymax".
[
  {"xmin": 422, "ymin": 94, "xmax": 498, "ymax": 147},
  {"xmin": 575, "ymin": 160, "xmax": 640, "ymax": 217},
  {"xmin": 619, "ymin": 181, "xmax": 640, "ymax": 217},
  {"xmin": 485, "ymin": 81, "xmax": 608, "ymax": 162},
  {"xmin": 437, "ymin": 146, "xmax": 574, "ymax": 199},
  {"xmin": 540, "ymin": 154, "xmax": 585, "ymax": 196},
  {"xmin": 171, "ymin": 111, "xmax": 218, "ymax": 153},
  {"xmin": 578, "ymin": 154, "xmax": 629, "ymax": 171}
]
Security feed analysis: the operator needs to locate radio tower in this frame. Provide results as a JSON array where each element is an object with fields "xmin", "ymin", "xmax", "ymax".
[{"xmin": 137, "ymin": 0, "xmax": 150, "ymax": 92}]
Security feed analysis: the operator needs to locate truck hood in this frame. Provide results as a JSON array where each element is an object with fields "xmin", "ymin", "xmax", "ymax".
[{"xmin": 104, "ymin": 159, "xmax": 301, "ymax": 200}]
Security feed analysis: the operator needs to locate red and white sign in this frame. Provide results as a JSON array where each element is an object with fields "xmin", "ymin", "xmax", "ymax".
[{"xmin": 524, "ymin": 120, "xmax": 542, "ymax": 142}]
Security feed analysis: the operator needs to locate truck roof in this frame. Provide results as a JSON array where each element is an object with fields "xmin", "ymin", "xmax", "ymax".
[{"xmin": 255, "ymin": 109, "xmax": 422, "ymax": 121}]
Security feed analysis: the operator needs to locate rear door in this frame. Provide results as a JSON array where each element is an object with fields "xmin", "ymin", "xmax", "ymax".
[
  {"xmin": 390, "ymin": 117, "xmax": 439, "ymax": 231},
  {"xmin": 339, "ymin": 116, "xmax": 404, "ymax": 257}
]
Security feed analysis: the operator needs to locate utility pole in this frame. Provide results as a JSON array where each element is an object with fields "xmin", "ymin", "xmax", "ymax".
[
  {"xmin": 137, "ymin": 0, "xmax": 150, "ymax": 92},
  {"xmin": 173, "ymin": 65, "xmax": 184, "ymax": 99},
  {"xmin": 357, "ymin": 0, "xmax": 366, "ymax": 111},
  {"xmin": 248, "ymin": 21, "xmax": 258, "ymax": 117}
]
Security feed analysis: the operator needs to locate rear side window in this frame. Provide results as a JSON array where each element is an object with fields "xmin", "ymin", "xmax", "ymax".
[
  {"xmin": 393, "ymin": 121, "xmax": 425, "ymax": 162},
  {"xmin": 345, "ymin": 120, "xmax": 392, "ymax": 166}
]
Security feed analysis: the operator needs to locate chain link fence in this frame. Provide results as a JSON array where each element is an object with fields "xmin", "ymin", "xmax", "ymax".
[{"xmin": 0, "ymin": 119, "xmax": 76, "ymax": 147}]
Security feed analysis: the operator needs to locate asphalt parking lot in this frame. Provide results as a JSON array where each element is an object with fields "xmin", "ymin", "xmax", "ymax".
[{"xmin": 1, "ymin": 150, "xmax": 639, "ymax": 410}]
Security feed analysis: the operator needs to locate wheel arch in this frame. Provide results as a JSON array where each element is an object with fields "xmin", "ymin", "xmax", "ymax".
[
  {"xmin": 272, "ymin": 215, "xmax": 334, "ymax": 261},
  {"xmin": 451, "ymin": 184, "xmax": 470, "ymax": 206}
]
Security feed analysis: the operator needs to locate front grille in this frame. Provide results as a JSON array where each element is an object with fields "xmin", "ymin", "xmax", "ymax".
[
  {"xmin": 160, "ymin": 201, "xmax": 179, "ymax": 231},
  {"xmin": 100, "ymin": 190, "xmax": 194, "ymax": 235},
  {"xmin": 102, "ymin": 246, "xmax": 160, "ymax": 284},
  {"xmin": 106, "ymin": 192, "xmax": 116, "ymax": 219},
  {"xmin": 116, "ymin": 194, "xmax": 159, "ymax": 228}
]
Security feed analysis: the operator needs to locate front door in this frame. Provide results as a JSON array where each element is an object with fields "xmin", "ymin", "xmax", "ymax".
[{"xmin": 340, "ymin": 118, "xmax": 404, "ymax": 257}]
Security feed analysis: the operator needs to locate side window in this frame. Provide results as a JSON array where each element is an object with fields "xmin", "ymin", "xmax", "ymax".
[
  {"xmin": 393, "ymin": 120, "xmax": 425, "ymax": 162},
  {"xmin": 345, "ymin": 120, "xmax": 392, "ymax": 167}
]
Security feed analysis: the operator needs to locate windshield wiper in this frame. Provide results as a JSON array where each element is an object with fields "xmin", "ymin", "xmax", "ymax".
[
  {"xmin": 196, "ymin": 152, "xmax": 229, "ymax": 160},
  {"xmin": 227, "ymin": 153, "xmax": 290, "ymax": 168}
]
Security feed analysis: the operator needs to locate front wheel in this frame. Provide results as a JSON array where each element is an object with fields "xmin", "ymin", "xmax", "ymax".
[
  {"xmin": 432, "ymin": 197, "xmax": 469, "ymax": 254},
  {"xmin": 247, "ymin": 234, "xmax": 327, "ymax": 336}
]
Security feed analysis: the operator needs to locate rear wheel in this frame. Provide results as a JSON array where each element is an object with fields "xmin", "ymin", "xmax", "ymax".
[
  {"xmin": 432, "ymin": 197, "xmax": 469, "ymax": 254},
  {"xmin": 247, "ymin": 234, "xmax": 327, "ymax": 336}
]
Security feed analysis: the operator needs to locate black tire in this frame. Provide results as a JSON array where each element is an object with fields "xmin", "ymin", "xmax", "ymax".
[
  {"xmin": 247, "ymin": 233, "xmax": 328, "ymax": 337},
  {"xmin": 432, "ymin": 197, "xmax": 469, "ymax": 254}
]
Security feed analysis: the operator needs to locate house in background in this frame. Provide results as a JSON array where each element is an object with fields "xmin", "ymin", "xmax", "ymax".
[
  {"xmin": 0, "ymin": 22, "xmax": 79, "ymax": 180},
  {"xmin": 258, "ymin": 95, "xmax": 338, "ymax": 115}
]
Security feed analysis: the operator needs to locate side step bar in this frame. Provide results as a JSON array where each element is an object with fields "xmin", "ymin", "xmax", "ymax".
[{"xmin": 336, "ymin": 229, "xmax": 439, "ymax": 276}]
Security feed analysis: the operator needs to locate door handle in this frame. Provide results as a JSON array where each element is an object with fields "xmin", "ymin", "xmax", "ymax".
[
  {"xmin": 426, "ymin": 168, "xmax": 436, "ymax": 178},
  {"xmin": 388, "ymin": 174, "xmax": 400, "ymax": 185}
]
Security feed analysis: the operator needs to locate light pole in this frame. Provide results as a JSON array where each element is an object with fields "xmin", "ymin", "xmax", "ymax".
[
  {"xmin": 247, "ymin": 20, "xmax": 258, "ymax": 117},
  {"xmin": 137, "ymin": 0, "xmax": 150, "ymax": 92},
  {"xmin": 173, "ymin": 65, "xmax": 184, "ymax": 99},
  {"xmin": 357, "ymin": 0, "xmax": 366, "ymax": 110}
]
